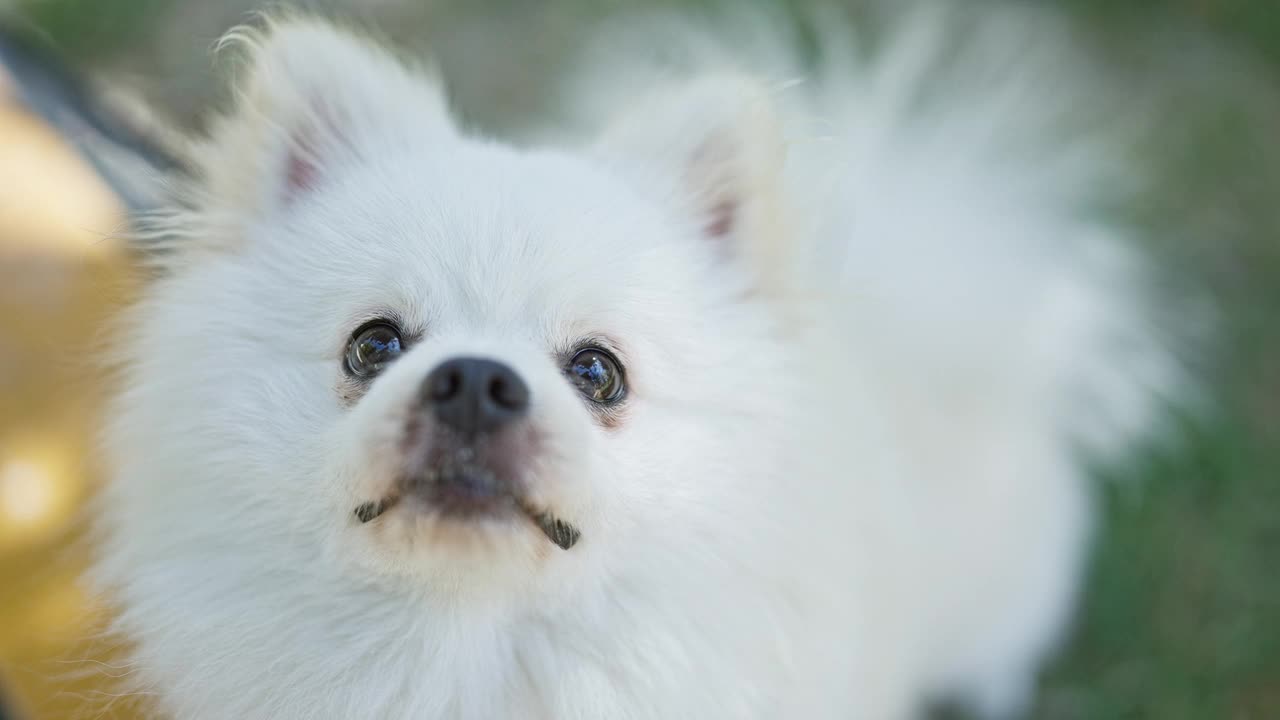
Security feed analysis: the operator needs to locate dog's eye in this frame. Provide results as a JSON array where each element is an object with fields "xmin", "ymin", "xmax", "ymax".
[
  {"xmin": 346, "ymin": 322, "xmax": 403, "ymax": 379},
  {"xmin": 566, "ymin": 347, "xmax": 625, "ymax": 404}
]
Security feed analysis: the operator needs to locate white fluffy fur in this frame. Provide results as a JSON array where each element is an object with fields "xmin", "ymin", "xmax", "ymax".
[{"xmin": 94, "ymin": 4, "xmax": 1171, "ymax": 719}]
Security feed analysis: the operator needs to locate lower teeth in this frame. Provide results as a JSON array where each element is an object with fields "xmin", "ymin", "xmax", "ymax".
[
  {"xmin": 532, "ymin": 512, "xmax": 582, "ymax": 550},
  {"xmin": 354, "ymin": 496, "xmax": 399, "ymax": 523}
]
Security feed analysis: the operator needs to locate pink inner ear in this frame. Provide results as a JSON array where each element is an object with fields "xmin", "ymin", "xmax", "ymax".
[
  {"xmin": 285, "ymin": 146, "xmax": 318, "ymax": 200},
  {"xmin": 705, "ymin": 197, "xmax": 738, "ymax": 238},
  {"xmin": 688, "ymin": 133, "xmax": 742, "ymax": 241},
  {"xmin": 281, "ymin": 96, "xmax": 337, "ymax": 203}
]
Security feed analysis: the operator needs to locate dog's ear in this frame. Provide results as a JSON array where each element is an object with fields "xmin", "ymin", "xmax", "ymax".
[
  {"xmin": 594, "ymin": 74, "xmax": 791, "ymax": 289},
  {"xmin": 195, "ymin": 18, "xmax": 454, "ymax": 228}
]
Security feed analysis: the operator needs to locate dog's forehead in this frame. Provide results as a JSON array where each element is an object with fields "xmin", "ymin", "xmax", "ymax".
[{"xmin": 308, "ymin": 144, "xmax": 685, "ymax": 333}]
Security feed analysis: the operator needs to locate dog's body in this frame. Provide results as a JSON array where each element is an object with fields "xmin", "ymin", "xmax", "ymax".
[{"xmin": 92, "ymin": 5, "xmax": 1170, "ymax": 719}]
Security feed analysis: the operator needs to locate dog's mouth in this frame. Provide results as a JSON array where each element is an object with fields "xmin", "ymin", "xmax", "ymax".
[
  {"xmin": 355, "ymin": 426, "xmax": 581, "ymax": 550},
  {"xmin": 353, "ymin": 478, "xmax": 581, "ymax": 551}
]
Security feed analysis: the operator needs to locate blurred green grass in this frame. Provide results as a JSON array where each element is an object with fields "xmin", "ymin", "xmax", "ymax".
[
  {"xmin": 1039, "ymin": 4, "xmax": 1280, "ymax": 718},
  {"xmin": 9, "ymin": 0, "xmax": 1280, "ymax": 717}
]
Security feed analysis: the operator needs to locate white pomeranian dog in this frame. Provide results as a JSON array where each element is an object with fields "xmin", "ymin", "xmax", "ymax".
[{"xmin": 92, "ymin": 3, "xmax": 1173, "ymax": 718}]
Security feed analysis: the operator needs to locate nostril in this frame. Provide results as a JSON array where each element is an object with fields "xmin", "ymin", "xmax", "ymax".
[
  {"xmin": 488, "ymin": 373, "xmax": 528, "ymax": 411},
  {"xmin": 489, "ymin": 376, "xmax": 508, "ymax": 405},
  {"xmin": 426, "ymin": 368, "xmax": 461, "ymax": 403}
]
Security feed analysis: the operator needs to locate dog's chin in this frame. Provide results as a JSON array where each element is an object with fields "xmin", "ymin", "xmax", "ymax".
[
  {"xmin": 348, "ymin": 489, "xmax": 556, "ymax": 591},
  {"xmin": 385, "ymin": 498, "xmax": 536, "ymax": 550}
]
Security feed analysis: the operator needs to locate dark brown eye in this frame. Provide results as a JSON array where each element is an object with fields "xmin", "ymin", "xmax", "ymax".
[
  {"xmin": 345, "ymin": 322, "xmax": 403, "ymax": 379},
  {"xmin": 566, "ymin": 347, "xmax": 625, "ymax": 404}
]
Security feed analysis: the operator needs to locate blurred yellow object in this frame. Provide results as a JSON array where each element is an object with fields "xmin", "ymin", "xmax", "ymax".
[
  {"xmin": 0, "ymin": 87, "xmax": 141, "ymax": 718},
  {"xmin": 0, "ymin": 440, "xmax": 80, "ymax": 550}
]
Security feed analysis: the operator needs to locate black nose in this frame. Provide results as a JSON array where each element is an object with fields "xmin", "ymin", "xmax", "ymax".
[{"xmin": 422, "ymin": 357, "xmax": 530, "ymax": 434}]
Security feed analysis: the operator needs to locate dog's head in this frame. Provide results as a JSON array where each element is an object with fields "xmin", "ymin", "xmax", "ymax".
[{"xmin": 103, "ymin": 20, "xmax": 802, "ymax": 608}]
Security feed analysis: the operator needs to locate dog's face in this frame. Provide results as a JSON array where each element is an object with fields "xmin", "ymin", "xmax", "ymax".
[{"xmin": 104, "ymin": 22, "xmax": 798, "ymax": 609}]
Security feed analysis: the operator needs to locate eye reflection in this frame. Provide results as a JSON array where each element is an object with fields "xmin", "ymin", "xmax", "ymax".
[
  {"xmin": 345, "ymin": 322, "xmax": 404, "ymax": 379},
  {"xmin": 566, "ymin": 348, "xmax": 625, "ymax": 404}
]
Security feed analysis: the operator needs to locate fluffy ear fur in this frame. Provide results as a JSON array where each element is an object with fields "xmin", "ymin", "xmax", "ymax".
[
  {"xmin": 190, "ymin": 18, "xmax": 454, "ymax": 235},
  {"xmin": 593, "ymin": 75, "xmax": 792, "ymax": 291}
]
